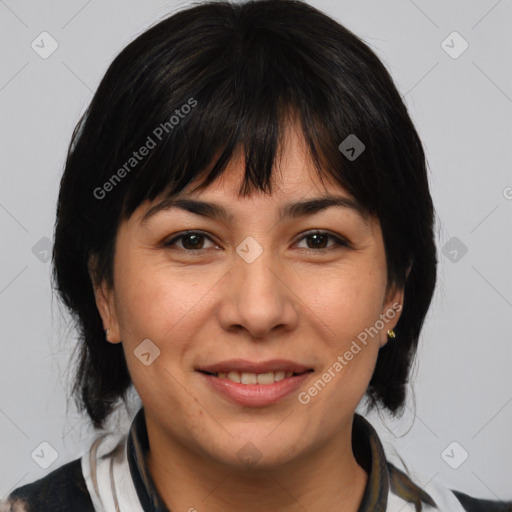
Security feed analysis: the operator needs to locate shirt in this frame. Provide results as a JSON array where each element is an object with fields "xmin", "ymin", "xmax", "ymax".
[{"xmin": 2, "ymin": 407, "xmax": 511, "ymax": 511}]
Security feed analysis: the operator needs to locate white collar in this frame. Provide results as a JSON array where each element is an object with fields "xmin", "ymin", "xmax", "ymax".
[
  {"xmin": 81, "ymin": 432, "xmax": 144, "ymax": 512},
  {"xmin": 80, "ymin": 418, "xmax": 466, "ymax": 512}
]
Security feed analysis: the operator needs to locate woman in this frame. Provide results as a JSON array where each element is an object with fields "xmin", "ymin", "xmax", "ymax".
[{"xmin": 2, "ymin": 0, "xmax": 511, "ymax": 510}]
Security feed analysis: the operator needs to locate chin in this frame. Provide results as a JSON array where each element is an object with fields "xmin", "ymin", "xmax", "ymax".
[{"xmin": 202, "ymin": 430, "xmax": 308, "ymax": 470}]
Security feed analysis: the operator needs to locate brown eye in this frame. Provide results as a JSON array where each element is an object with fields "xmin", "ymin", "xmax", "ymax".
[
  {"xmin": 296, "ymin": 230, "xmax": 351, "ymax": 253},
  {"xmin": 305, "ymin": 233, "xmax": 329, "ymax": 249},
  {"xmin": 164, "ymin": 231, "xmax": 217, "ymax": 252},
  {"xmin": 180, "ymin": 233, "xmax": 205, "ymax": 250}
]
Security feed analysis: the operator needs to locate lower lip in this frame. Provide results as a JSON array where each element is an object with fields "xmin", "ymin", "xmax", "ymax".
[{"xmin": 198, "ymin": 371, "xmax": 313, "ymax": 406}]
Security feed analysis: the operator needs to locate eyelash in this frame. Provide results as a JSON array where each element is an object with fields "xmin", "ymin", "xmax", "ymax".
[{"xmin": 163, "ymin": 230, "xmax": 351, "ymax": 255}]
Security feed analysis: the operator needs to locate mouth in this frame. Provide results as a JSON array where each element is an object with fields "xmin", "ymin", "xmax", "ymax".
[
  {"xmin": 197, "ymin": 369, "xmax": 314, "ymax": 385},
  {"xmin": 197, "ymin": 369, "xmax": 314, "ymax": 407},
  {"xmin": 195, "ymin": 359, "xmax": 314, "ymax": 406}
]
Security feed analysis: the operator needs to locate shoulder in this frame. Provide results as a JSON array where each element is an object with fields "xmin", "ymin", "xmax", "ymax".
[
  {"xmin": 1, "ymin": 458, "xmax": 95, "ymax": 512},
  {"xmin": 387, "ymin": 462, "xmax": 512, "ymax": 511}
]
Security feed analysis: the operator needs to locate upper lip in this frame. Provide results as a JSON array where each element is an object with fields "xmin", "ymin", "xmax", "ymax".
[{"xmin": 196, "ymin": 359, "xmax": 313, "ymax": 374}]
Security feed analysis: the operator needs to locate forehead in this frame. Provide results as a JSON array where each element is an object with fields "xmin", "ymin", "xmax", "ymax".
[
  {"xmin": 137, "ymin": 177, "xmax": 371, "ymax": 234},
  {"xmin": 136, "ymin": 125, "xmax": 368, "ymax": 225},
  {"xmin": 182, "ymin": 123, "xmax": 345, "ymax": 200}
]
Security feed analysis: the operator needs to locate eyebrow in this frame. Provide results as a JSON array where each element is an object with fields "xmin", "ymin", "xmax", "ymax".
[{"xmin": 140, "ymin": 194, "xmax": 368, "ymax": 225}]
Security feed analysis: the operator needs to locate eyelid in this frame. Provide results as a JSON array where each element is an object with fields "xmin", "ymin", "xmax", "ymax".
[
  {"xmin": 295, "ymin": 229, "xmax": 353, "ymax": 251},
  {"xmin": 163, "ymin": 230, "xmax": 219, "ymax": 251},
  {"xmin": 163, "ymin": 229, "xmax": 352, "ymax": 253}
]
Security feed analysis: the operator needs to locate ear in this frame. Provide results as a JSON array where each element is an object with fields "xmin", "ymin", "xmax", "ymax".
[
  {"xmin": 88, "ymin": 255, "xmax": 121, "ymax": 344},
  {"xmin": 378, "ymin": 282, "xmax": 405, "ymax": 349}
]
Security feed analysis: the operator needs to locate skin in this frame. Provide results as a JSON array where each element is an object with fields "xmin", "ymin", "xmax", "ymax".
[{"xmin": 92, "ymin": 124, "xmax": 404, "ymax": 512}]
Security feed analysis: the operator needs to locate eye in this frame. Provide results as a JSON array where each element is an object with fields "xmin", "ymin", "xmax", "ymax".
[
  {"xmin": 163, "ymin": 231, "xmax": 218, "ymax": 253},
  {"xmin": 295, "ymin": 230, "xmax": 351, "ymax": 253},
  {"xmin": 163, "ymin": 229, "xmax": 351, "ymax": 255}
]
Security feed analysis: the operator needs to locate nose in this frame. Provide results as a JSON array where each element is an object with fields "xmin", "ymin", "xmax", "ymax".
[{"xmin": 217, "ymin": 245, "xmax": 299, "ymax": 339}]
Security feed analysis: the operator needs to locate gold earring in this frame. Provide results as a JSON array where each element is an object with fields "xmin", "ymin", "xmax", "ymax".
[{"xmin": 387, "ymin": 329, "xmax": 396, "ymax": 339}]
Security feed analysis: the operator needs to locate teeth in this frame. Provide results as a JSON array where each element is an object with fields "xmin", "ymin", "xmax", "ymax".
[
  {"xmin": 227, "ymin": 371, "xmax": 241, "ymax": 383},
  {"xmin": 241, "ymin": 372, "xmax": 258, "ymax": 384},
  {"xmin": 274, "ymin": 371, "xmax": 286, "ymax": 381},
  {"xmin": 256, "ymin": 372, "xmax": 274, "ymax": 384},
  {"xmin": 213, "ymin": 370, "xmax": 301, "ymax": 384}
]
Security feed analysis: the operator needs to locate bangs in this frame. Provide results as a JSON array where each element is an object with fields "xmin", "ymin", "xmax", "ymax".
[
  {"xmin": 120, "ymin": 94, "xmax": 350, "ymax": 219},
  {"xmin": 83, "ymin": 3, "xmax": 394, "ymax": 222}
]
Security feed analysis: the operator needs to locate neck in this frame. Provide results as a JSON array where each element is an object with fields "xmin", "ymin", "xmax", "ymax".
[{"xmin": 145, "ymin": 415, "xmax": 368, "ymax": 512}]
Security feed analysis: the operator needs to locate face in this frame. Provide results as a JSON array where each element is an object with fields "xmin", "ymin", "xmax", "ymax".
[{"xmin": 93, "ymin": 124, "xmax": 403, "ymax": 470}]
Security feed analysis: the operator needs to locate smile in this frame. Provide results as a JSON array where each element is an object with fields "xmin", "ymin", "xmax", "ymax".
[
  {"xmin": 196, "ymin": 361, "xmax": 314, "ymax": 406},
  {"xmin": 200, "ymin": 370, "xmax": 312, "ymax": 385}
]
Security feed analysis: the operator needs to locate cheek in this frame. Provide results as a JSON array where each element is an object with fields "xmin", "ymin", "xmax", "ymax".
[
  {"xmin": 298, "ymin": 263, "xmax": 386, "ymax": 408},
  {"xmin": 112, "ymin": 256, "xmax": 212, "ymax": 410},
  {"xmin": 302, "ymin": 264, "xmax": 387, "ymax": 344},
  {"xmin": 113, "ymin": 252, "xmax": 220, "ymax": 350}
]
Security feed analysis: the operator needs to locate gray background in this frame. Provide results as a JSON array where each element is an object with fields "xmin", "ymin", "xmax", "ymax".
[{"xmin": 1, "ymin": 0, "xmax": 511, "ymax": 502}]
